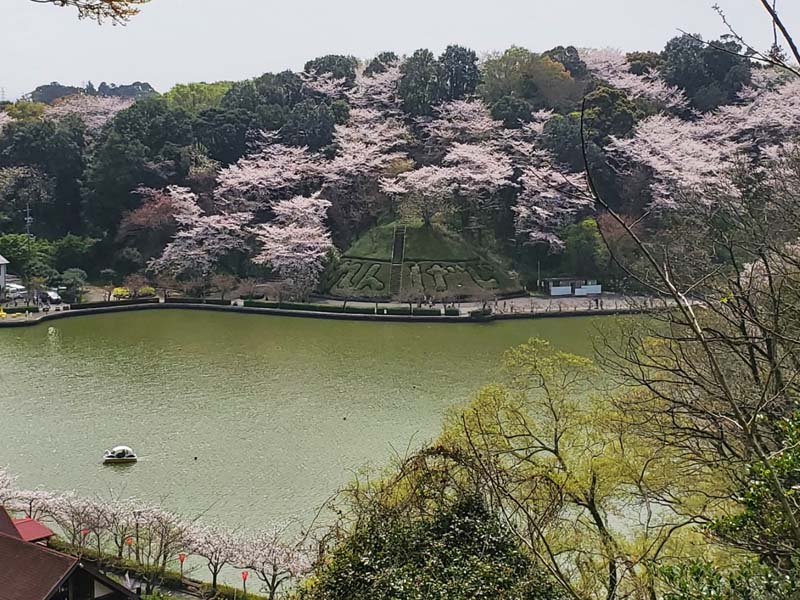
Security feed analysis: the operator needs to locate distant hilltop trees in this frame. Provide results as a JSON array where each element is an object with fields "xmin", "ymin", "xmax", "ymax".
[{"xmin": 25, "ymin": 81, "xmax": 157, "ymax": 104}]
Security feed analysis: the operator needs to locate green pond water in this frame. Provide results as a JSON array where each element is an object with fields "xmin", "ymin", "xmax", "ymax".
[{"xmin": 0, "ymin": 309, "xmax": 604, "ymax": 528}]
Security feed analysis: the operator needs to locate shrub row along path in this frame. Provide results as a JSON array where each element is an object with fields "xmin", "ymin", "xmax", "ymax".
[
  {"xmin": 0, "ymin": 292, "xmax": 655, "ymax": 327},
  {"xmin": 314, "ymin": 292, "xmax": 650, "ymax": 314}
]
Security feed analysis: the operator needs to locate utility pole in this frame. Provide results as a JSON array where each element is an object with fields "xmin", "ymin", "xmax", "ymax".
[
  {"xmin": 25, "ymin": 201, "xmax": 33, "ymax": 259},
  {"xmin": 25, "ymin": 202, "xmax": 33, "ymax": 238}
]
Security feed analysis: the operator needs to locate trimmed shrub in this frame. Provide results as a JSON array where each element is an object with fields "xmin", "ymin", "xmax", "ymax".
[
  {"xmin": 275, "ymin": 302, "xmax": 342, "ymax": 312},
  {"xmin": 1, "ymin": 306, "xmax": 40, "ymax": 314},
  {"xmin": 344, "ymin": 306, "xmax": 376, "ymax": 315},
  {"xmin": 244, "ymin": 300, "xmax": 280, "ymax": 309},
  {"xmin": 243, "ymin": 300, "xmax": 347, "ymax": 313},
  {"xmin": 165, "ymin": 297, "xmax": 231, "ymax": 306},
  {"xmin": 412, "ymin": 307, "xmax": 441, "ymax": 316},
  {"xmin": 469, "ymin": 307, "xmax": 493, "ymax": 320},
  {"xmin": 138, "ymin": 286, "xmax": 156, "ymax": 297},
  {"xmin": 112, "ymin": 287, "xmax": 131, "ymax": 300},
  {"xmin": 445, "ymin": 308, "xmax": 460, "ymax": 316},
  {"xmin": 381, "ymin": 307, "xmax": 412, "ymax": 315},
  {"xmin": 72, "ymin": 298, "xmax": 159, "ymax": 309}
]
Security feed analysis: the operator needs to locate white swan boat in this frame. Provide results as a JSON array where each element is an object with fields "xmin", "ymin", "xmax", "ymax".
[{"xmin": 103, "ymin": 446, "xmax": 138, "ymax": 464}]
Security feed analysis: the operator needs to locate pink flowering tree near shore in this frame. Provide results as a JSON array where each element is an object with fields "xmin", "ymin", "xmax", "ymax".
[
  {"xmin": 186, "ymin": 522, "xmax": 241, "ymax": 591},
  {"xmin": 146, "ymin": 185, "xmax": 251, "ymax": 280},
  {"xmin": 240, "ymin": 526, "xmax": 314, "ymax": 600},
  {"xmin": 252, "ymin": 193, "xmax": 334, "ymax": 299},
  {"xmin": 0, "ymin": 466, "xmax": 314, "ymax": 594}
]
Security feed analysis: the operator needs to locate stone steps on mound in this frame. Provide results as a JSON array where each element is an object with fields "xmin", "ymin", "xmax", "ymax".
[
  {"xmin": 390, "ymin": 226, "xmax": 407, "ymax": 295},
  {"xmin": 389, "ymin": 264, "xmax": 403, "ymax": 295},
  {"xmin": 391, "ymin": 226, "xmax": 407, "ymax": 265}
]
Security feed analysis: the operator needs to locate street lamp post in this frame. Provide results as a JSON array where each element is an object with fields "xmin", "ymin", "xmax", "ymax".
[{"xmin": 80, "ymin": 528, "xmax": 89, "ymax": 557}]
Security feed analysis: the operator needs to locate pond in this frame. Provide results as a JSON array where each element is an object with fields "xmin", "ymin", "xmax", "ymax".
[{"xmin": 0, "ymin": 309, "xmax": 604, "ymax": 527}]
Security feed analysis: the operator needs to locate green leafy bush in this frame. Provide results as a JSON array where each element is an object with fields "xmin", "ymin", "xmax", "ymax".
[
  {"xmin": 299, "ymin": 496, "xmax": 564, "ymax": 600},
  {"xmin": 276, "ymin": 302, "xmax": 343, "ymax": 313},
  {"xmin": 165, "ymin": 297, "xmax": 231, "ymax": 306},
  {"xmin": 344, "ymin": 306, "xmax": 376, "ymax": 315},
  {"xmin": 660, "ymin": 561, "xmax": 799, "ymax": 600},
  {"xmin": 72, "ymin": 298, "xmax": 159, "ymax": 309},
  {"xmin": 243, "ymin": 300, "xmax": 280, "ymax": 309},
  {"xmin": 243, "ymin": 300, "xmax": 348, "ymax": 313},
  {"xmin": 445, "ymin": 308, "xmax": 460, "ymax": 316},
  {"xmin": 412, "ymin": 307, "xmax": 441, "ymax": 316}
]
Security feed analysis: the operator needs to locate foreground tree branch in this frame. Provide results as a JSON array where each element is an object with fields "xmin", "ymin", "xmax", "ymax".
[
  {"xmin": 581, "ymin": 96, "xmax": 800, "ymax": 554},
  {"xmin": 758, "ymin": 0, "xmax": 800, "ymax": 65},
  {"xmin": 29, "ymin": 0, "xmax": 149, "ymax": 23}
]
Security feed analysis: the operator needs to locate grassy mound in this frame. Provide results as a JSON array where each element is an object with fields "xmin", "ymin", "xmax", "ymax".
[
  {"xmin": 347, "ymin": 223, "xmax": 478, "ymax": 262},
  {"xmin": 327, "ymin": 222, "xmax": 521, "ymax": 299}
]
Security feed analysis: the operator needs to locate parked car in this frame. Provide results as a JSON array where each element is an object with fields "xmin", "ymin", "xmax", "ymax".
[
  {"xmin": 3, "ymin": 283, "xmax": 26, "ymax": 300},
  {"xmin": 39, "ymin": 290, "xmax": 62, "ymax": 304}
]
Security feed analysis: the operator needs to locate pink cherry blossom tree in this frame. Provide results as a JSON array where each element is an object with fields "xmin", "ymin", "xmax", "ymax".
[
  {"xmin": 12, "ymin": 489, "xmax": 58, "ymax": 521},
  {"xmin": 0, "ymin": 468, "xmax": 17, "ymax": 506},
  {"xmin": 422, "ymin": 99, "xmax": 503, "ymax": 147},
  {"xmin": 0, "ymin": 111, "xmax": 12, "ymax": 134},
  {"xmin": 130, "ymin": 506, "xmax": 190, "ymax": 594},
  {"xmin": 322, "ymin": 107, "xmax": 410, "ymax": 233},
  {"xmin": 103, "ymin": 498, "xmax": 138, "ymax": 559},
  {"xmin": 608, "ymin": 76, "xmax": 800, "ymax": 209},
  {"xmin": 382, "ymin": 166, "xmax": 454, "ymax": 226},
  {"xmin": 44, "ymin": 94, "xmax": 135, "ymax": 129},
  {"xmin": 300, "ymin": 72, "xmax": 348, "ymax": 101},
  {"xmin": 347, "ymin": 63, "xmax": 403, "ymax": 113},
  {"xmin": 386, "ymin": 141, "xmax": 515, "ymax": 226},
  {"xmin": 187, "ymin": 523, "xmax": 240, "ymax": 590},
  {"xmin": 251, "ymin": 193, "xmax": 334, "ymax": 299},
  {"xmin": 47, "ymin": 492, "xmax": 95, "ymax": 547},
  {"xmin": 579, "ymin": 47, "xmax": 689, "ymax": 111},
  {"xmin": 443, "ymin": 142, "xmax": 515, "ymax": 201},
  {"xmin": 149, "ymin": 212, "xmax": 253, "ymax": 280},
  {"xmin": 119, "ymin": 186, "xmax": 206, "ymax": 262},
  {"xmin": 513, "ymin": 157, "xmax": 592, "ymax": 251},
  {"xmin": 238, "ymin": 527, "xmax": 313, "ymax": 600},
  {"xmin": 324, "ymin": 108, "xmax": 409, "ymax": 186},
  {"xmin": 215, "ymin": 135, "xmax": 321, "ymax": 211}
]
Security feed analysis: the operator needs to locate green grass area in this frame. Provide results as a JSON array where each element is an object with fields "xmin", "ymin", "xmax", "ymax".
[
  {"xmin": 330, "ymin": 222, "xmax": 521, "ymax": 300},
  {"xmin": 345, "ymin": 224, "xmax": 395, "ymax": 260},
  {"xmin": 404, "ymin": 225, "xmax": 477, "ymax": 261},
  {"xmin": 345, "ymin": 222, "xmax": 478, "ymax": 262}
]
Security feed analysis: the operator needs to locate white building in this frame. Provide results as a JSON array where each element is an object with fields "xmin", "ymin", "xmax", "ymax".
[
  {"xmin": 544, "ymin": 277, "xmax": 602, "ymax": 297},
  {"xmin": 0, "ymin": 254, "xmax": 7, "ymax": 291}
]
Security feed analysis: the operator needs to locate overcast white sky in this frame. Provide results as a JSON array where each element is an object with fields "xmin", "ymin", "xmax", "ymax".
[{"xmin": 1, "ymin": 0, "xmax": 798, "ymax": 100}]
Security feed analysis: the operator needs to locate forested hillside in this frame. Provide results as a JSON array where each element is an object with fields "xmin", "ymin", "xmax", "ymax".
[{"xmin": 0, "ymin": 35, "xmax": 797, "ymax": 298}]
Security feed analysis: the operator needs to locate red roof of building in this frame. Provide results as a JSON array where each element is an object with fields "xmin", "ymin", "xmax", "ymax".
[
  {"xmin": 0, "ymin": 507, "xmax": 21, "ymax": 539},
  {"xmin": 0, "ymin": 507, "xmax": 137, "ymax": 600},
  {"xmin": 0, "ymin": 531, "xmax": 78, "ymax": 600},
  {"xmin": 13, "ymin": 517, "xmax": 55, "ymax": 543}
]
